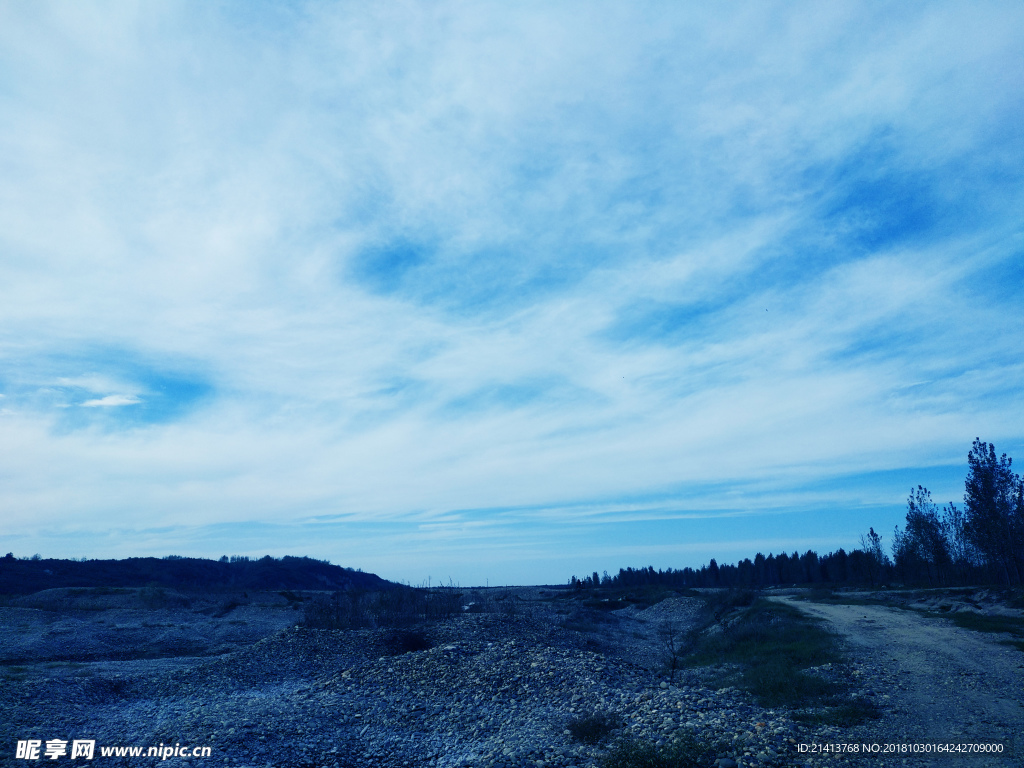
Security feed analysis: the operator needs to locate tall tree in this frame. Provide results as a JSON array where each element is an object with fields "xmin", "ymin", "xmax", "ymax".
[
  {"xmin": 859, "ymin": 527, "xmax": 889, "ymax": 587},
  {"xmin": 964, "ymin": 439, "xmax": 1023, "ymax": 585},
  {"xmin": 895, "ymin": 486, "xmax": 952, "ymax": 585}
]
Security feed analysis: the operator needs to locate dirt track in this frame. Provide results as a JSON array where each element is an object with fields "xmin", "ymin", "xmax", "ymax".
[{"xmin": 778, "ymin": 597, "xmax": 1024, "ymax": 767}]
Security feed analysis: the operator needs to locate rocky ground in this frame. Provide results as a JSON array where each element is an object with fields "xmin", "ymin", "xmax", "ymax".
[{"xmin": 2, "ymin": 586, "xmax": 1022, "ymax": 767}]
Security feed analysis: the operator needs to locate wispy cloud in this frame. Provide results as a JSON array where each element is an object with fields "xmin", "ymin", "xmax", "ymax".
[
  {"xmin": 0, "ymin": 1, "xmax": 1021, "ymax": 583},
  {"xmin": 80, "ymin": 395, "xmax": 142, "ymax": 408}
]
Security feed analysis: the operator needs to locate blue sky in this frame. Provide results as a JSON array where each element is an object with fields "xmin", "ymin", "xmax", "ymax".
[{"xmin": 1, "ymin": 2, "xmax": 1022, "ymax": 585}]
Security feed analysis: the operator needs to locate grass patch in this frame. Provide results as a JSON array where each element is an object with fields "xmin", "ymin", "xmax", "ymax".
[
  {"xmin": 945, "ymin": 611, "xmax": 1024, "ymax": 638},
  {"xmin": 3, "ymin": 665, "xmax": 29, "ymax": 680},
  {"xmin": 943, "ymin": 611, "xmax": 1024, "ymax": 654},
  {"xmin": 67, "ymin": 587, "xmax": 129, "ymax": 597},
  {"xmin": 553, "ymin": 584, "xmax": 698, "ymax": 611},
  {"xmin": 796, "ymin": 591, "xmax": 885, "ymax": 607},
  {"xmin": 799, "ymin": 587, "xmax": 1024, "ymax": 652},
  {"xmin": 683, "ymin": 598, "xmax": 841, "ymax": 708},
  {"xmin": 700, "ymin": 588, "xmax": 758, "ymax": 615},
  {"xmin": 792, "ymin": 699, "xmax": 883, "ymax": 727},
  {"xmin": 561, "ymin": 607, "xmax": 619, "ymax": 634},
  {"xmin": 561, "ymin": 620, "xmax": 602, "ymax": 634},
  {"xmin": 567, "ymin": 712, "xmax": 621, "ymax": 745},
  {"xmin": 211, "ymin": 598, "xmax": 244, "ymax": 618},
  {"xmin": 600, "ymin": 734, "xmax": 717, "ymax": 768}
]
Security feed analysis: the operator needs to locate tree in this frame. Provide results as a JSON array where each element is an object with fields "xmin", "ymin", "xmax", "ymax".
[
  {"xmin": 859, "ymin": 527, "xmax": 889, "ymax": 587},
  {"xmin": 894, "ymin": 486, "xmax": 952, "ymax": 585},
  {"xmin": 964, "ymin": 439, "xmax": 1023, "ymax": 585},
  {"xmin": 800, "ymin": 550, "xmax": 820, "ymax": 583},
  {"xmin": 659, "ymin": 621, "xmax": 688, "ymax": 683},
  {"xmin": 941, "ymin": 502, "xmax": 980, "ymax": 583}
]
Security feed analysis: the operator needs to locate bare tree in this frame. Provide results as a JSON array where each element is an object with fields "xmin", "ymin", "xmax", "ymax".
[{"xmin": 659, "ymin": 620, "xmax": 689, "ymax": 683}]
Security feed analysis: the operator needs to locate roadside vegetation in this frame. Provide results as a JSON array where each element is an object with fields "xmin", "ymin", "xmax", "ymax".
[
  {"xmin": 599, "ymin": 733, "xmax": 718, "ymax": 768},
  {"xmin": 798, "ymin": 586, "xmax": 1024, "ymax": 652},
  {"xmin": 566, "ymin": 711, "xmax": 622, "ymax": 745},
  {"xmin": 678, "ymin": 590, "xmax": 882, "ymax": 727}
]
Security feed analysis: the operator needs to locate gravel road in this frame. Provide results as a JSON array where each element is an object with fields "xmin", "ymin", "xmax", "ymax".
[{"xmin": 778, "ymin": 597, "xmax": 1024, "ymax": 768}]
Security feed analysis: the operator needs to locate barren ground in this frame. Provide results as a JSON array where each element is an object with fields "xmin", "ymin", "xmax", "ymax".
[
  {"xmin": 777, "ymin": 594, "xmax": 1024, "ymax": 767},
  {"xmin": 3, "ymin": 587, "xmax": 1024, "ymax": 767}
]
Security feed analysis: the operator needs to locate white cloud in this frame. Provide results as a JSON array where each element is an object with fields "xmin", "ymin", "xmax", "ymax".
[
  {"xmin": 80, "ymin": 394, "xmax": 142, "ymax": 408},
  {"xmin": 0, "ymin": 1, "xmax": 1021, "ymax": 581}
]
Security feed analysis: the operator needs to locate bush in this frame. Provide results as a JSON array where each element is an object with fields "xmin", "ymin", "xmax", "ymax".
[
  {"xmin": 384, "ymin": 629, "xmax": 431, "ymax": 655},
  {"xmin": 301, "ymin": 592, "xmax": 373, "ymax": 629},
  {"xmin": 792, "ymin": 699, "xmax": 883, "ymax": 727},
  {"xmin": 600, "ymin": 735, "xmax": 715, "ymax": 768},
  {"xmin": 139, "ymin": 584, "xmax": 191, "ymax": 610},
  {"xmin": 567, "ymin": 712, "xmax": 620, "ymax": 744},
  {"xmin": 301, "ymin": 586, "xmax": 465, "ymax": 629},
  {"xmin": 701, "ymin": 588, "xmax": 758, "ymax": 620},
  {"xmin": 369, "ymin": 586, "xmax": 424, "ymax": 627},
  {"xmin": 423, "ymin": 585, "xmax": 463, "ymax": 620},
  {"xmin": 211, "ymin": 597, "xmax": 246, "ymax": 618}
]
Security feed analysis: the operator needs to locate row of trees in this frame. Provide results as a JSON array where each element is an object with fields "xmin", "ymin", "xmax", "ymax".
[
  {"xmin": 571, "ymin": 439, "xmax": 1023, "ymax": 590},
  {"xmin": 570, "ymin": 544, "xmax": 892, "ymax": 590}
]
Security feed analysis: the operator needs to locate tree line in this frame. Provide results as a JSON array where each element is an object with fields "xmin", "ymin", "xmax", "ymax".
[
  {"xmin": 0, "ymin": 554, "xmax": 395, "ymax": 594},
  {"xmin": 571, "ymin": 438, "xmax": 1024, "ymax": 590}
]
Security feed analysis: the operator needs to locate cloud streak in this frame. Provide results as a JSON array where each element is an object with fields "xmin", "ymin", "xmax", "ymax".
[{"xmin": 0, "ymin": 1, "xmax": 1021, "ymax": 583}]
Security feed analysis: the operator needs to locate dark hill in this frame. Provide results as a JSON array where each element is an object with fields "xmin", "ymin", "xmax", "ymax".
[{"xmin": 0, "ymin": 555, "xmax": 396, "ymax": 594}]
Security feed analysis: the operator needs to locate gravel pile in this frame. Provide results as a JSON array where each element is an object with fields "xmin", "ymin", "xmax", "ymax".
[{"xmin": 2, "ymin": 594, "xmax": 876, "ymax": 768}]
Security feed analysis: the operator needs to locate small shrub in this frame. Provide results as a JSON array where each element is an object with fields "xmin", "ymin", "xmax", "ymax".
[
  {"xmin": 139, "ymin": 584, "xmax": 169, "ymax": 609},
  {"xmin": 659, "ymin": 620, "xmax": 694, "ymax": 683},
  {"xmin": 212, "ymin": 598, "xmax": 243, "ymax": 618},
  {"xmin": 494, "ymin": 590, "xmax": 521, "ymax": 616},
  {"xmin": 384, "ymin": 629, "xmax": 431, "ymax": 655},
  {"xmin": 947, "ymin": 611, "xmax": 1024, "ymax": 639},
  {"xmin": 702, "ymin": 588, "xmax": 758, "ymax": 620},
  {"xmin": 302, "ymin": 593, "xmax": 372, "ymax": 629},
  {"xmin": 370, "ymin": 586, "xmax": 425, "ymax": 627},
  {"xmin": 424, "ymin": 584, "xmax": 463, "ymax": 620},
  {"xmin": 792, "ymin": 700, "xmax": 883, "ymax": 726},
  {"xmin": 567, "ymin": 712, "xmax": 620, "ymax": 745},
  {"xmin": 600, "ymin": 735, "xmax": 715, "ymax": 768}
]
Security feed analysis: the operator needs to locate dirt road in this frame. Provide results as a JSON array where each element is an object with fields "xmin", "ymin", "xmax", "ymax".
[{"xmin": 778, "ymin": 597, "xmax": 1024, "ymax": 767}]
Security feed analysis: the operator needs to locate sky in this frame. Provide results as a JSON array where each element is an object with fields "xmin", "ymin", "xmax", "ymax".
[{"xmin": 1, "ymin": 2, "xmax": 1022, "ymax": 586}]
